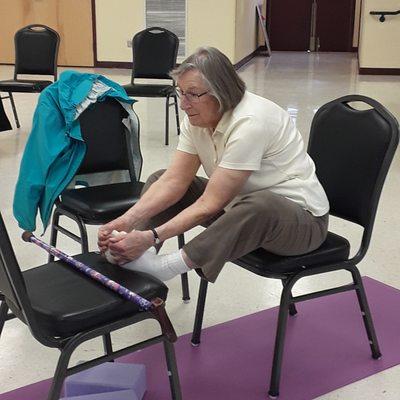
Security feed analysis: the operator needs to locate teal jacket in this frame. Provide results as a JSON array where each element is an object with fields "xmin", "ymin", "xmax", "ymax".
[{"xmin": 13, "ymin": 71, "xmax": 136, "ymax": 232}]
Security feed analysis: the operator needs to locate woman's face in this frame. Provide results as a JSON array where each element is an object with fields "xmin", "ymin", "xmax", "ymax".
[{"xmin": 177, "ymin": 69, "xmax": 222, "ymax": 129}]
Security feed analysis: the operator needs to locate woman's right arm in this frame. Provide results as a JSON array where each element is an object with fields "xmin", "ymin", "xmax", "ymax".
[
  {"xmin": 125, "ymin": 150, "xmax": 201, "ymax": 226},
  {"xmin": 98, "ymin": 150, "xmax": 200, "ymax": 251}
]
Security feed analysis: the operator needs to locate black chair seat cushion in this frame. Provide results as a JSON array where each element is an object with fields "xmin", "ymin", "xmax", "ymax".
[
  {"xmin": 0, "ymin": 79, "xmax": 52, "ymax": 93},
  {"xmin": 60, "ymin": 182, "xmax": 144, "ymax": 223},
  {"xmin": 235, "ymin": 232, "xmax": 350, "ymax": 278},
  {"xmin": 20, "ymin": 252, "xmax": 168, "ymax": 338},
  {"xmin": 123, "ymin": 83, "xmax": 176, "ymax": 97}
]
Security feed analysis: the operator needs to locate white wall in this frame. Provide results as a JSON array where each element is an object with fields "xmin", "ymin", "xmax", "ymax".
[
  {"xmin": 186, "ymin": 0, "xmax": 236, "ymax": 62},
  {"xmin": 95, "ymin": 0, "xmax": 265, "ymax": 65},
  {"xmin": 235, "ymin": 0, "xmax": 264, "ymax": 63},
  {"xmin": 359, "ymin": 0, "xmax": 400, "ymax": 68},
  {"xmin": 95, "ymin": 0, "xmax": 145, "ymax": 62},
  {"xmin": 353, "ymin": 0, "xmax": 362, "ymax": 47}
]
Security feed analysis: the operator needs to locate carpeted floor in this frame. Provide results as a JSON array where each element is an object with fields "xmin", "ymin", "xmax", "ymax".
[{"xmin": 1, "ymin": 277, "xmax": 399, "ymax": 400}]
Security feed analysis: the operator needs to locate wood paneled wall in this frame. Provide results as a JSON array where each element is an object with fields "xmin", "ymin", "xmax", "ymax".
[{"xmin": 0, "ymin": 0, "xmax": 94, "ymax": 67}]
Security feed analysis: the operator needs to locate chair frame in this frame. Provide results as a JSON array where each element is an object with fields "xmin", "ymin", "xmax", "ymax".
[
  {"xmin": 0, "ymin": 214, "xmax": 182, "ymax": 400},
  {"xmin": 182, "ymin": 95, "xmax": 399, "ymax": 398},
  {"xmin": 0, "ymin": 24, "xmax": 60, "ymax": 128}
]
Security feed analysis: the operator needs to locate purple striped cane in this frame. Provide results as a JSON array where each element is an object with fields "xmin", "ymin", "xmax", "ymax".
[{"xmin": 22, "ymin": 231, "xmax": 177, "ymax": 342}]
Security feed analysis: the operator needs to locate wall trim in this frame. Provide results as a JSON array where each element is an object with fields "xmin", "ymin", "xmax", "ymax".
[
  {"xmin": 95, "ymin": 61, "xmax": 132, "ymax": 69},
  {"xmin": 234, "ymin": 46, "xmax": 268, "ymax": 70},
  {"xmin": 359, "ymin": 67, "xmax": 400, "ymax": 75},
  {"xmin": 91, "ymin": 0, "xmax": 98, "ymax": 67},
  {"xmin": 96, "ymin": 47, "xmax": 267, "ymax": 70},
  {"xmin": 0, "ymin": 63, "xmax": 94, "ymax": 68}
]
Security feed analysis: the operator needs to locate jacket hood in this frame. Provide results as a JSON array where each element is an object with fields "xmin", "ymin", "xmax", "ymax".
[{"xmin": 50, "ymin": 70, "xmax": 136, "ymax": 129}]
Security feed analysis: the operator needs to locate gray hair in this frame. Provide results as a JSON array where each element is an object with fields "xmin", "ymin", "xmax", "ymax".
[{"xmin": 170, "ymin": 47, "xmax": 246, "ymax": 113}]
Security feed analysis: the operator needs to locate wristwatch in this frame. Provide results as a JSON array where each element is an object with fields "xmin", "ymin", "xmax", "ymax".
[{"xmin": 151, "ymin": 228, "xmax": 161, "ymax": 245}]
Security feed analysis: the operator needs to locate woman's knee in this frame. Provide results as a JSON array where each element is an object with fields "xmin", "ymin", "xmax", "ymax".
[
  {"xmin": 146, "ymin": 169, "xmax": 166, "ymax": 184},
  {"xmin": 141, "ymin": 169, "xmax": 166, "ymax": 194}
]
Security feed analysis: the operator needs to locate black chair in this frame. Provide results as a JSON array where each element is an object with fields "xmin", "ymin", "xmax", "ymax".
[
  {"xmin": 0, "ymin": 24, "xmax": 60, "ymax": 128},
  {"xmin": 48, "ymin": 98, "xmax": 144, "ymax": 259},
  {"xmin": 123, "ymin": 27, "xmax": 180, "ymax": 146},
  {"xmin": 48, "ymin": 98, "xmax": 190, "ymax": 302},
  {"xmin": 0, "ymin": 212, "xmax": 182, "ymax": 400},
  {"xmin": 185, "ymin": 95, "xmax": 399, "ymax": 398}
]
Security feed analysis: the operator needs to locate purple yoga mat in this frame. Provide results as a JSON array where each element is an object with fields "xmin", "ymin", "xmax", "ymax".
[{"xmin": 1, "ymin": 277, "xmax": 399, "ymax": 400}]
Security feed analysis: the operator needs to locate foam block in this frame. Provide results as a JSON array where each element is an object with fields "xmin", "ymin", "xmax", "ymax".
[
  {"xmin": 60, "ymin": 389, "xmax": 138, "ymax": 400},
  {"xmin": 64, "ymin": 363, "xmax": 146, "ymax": 398}
]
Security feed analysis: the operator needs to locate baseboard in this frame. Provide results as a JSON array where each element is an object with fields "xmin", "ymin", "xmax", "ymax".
[
  {"xmin": 0, "ymin": 62, "xmax": 94, "ymax": 68},
  {"xmin": 94, "ymin": 61, "xmax": 132, "ymax": 69},
  {"xmin": 2, "ymin": 51, "xmax": 263, "ymax": 71},
  {"xmin": 359, "ymin": 67, "xmax": 400, "ymax": 75},
  {"xmin": 234, "ymin": 46, "xmax": 268, "ymax": 70}
]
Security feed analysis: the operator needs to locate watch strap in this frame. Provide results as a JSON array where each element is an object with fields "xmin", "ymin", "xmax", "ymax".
[{"xmin": 151, "ymin": 228, "xmax": 161, "ymax": 244}]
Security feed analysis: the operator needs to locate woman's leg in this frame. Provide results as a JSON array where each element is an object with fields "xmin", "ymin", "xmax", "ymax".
[
  {"xmin": 183, "ymin": 189, "xmax": 329, "ymax": 282},
  {"xmin": 134, "ymin": 169, "xmax": 209, "ymax": 231}
]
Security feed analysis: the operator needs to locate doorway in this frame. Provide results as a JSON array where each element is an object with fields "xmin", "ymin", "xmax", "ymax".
[{"xmin": 267, "ymin": 0, "xmax": 356, "ymax": 52}]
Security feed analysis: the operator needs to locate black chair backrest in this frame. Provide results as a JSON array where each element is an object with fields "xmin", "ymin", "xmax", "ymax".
[
  {"xmin": 77, "ymin": 98, "xmax": 142, "ymax": 182},
  {"xmin": 14, "ymin": 24, "xmax": 60, "ymax": 78},
  {"xmin": 0, "ymin": 213, "xmax": 31, "ymax": 326},
  {"xmin": 308, "ymin": 95, "xmax": 399, "ymax": 230},
  {"xmin": 0, "ymin": 213, "xmax": 58, "ymax": 345},
  {"xmin": 131, "ymin": 27, "xmax": 179, "ymax": 80}
]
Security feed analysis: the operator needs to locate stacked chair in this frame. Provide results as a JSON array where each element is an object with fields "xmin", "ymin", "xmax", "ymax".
[
  {"xmin": 0, "ymin": 24, "xmax": 60, "ymax": 128},
  {"xmin": 123, "ymin": 27, "xmax": 180, "ymax": 146}
]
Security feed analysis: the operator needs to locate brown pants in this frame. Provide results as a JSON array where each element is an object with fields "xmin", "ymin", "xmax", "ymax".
[{"xmin": 138, "ymin": 170, "xmax": 329, "ymax": 283}]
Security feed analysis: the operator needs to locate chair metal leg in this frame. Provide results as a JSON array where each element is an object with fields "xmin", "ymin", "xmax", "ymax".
[
  {"xmin": 178, "ymin": 233, "xmax": 190, "ymax": 302},
  {"xmin": 0, "ymin": 300, "xmax": 9, "ymax": 338},
  {"xmin": 48, "ymin": 209, "xmax": 61, "ymax": 262},
  {"xmin": 48, "ymin": 209, "xmax": 89, "ymax": 258},
  {"xmin": 191, "ymin": 278, "xmax": 209, "ymax": 346},
  {"xmin": 102, "ymin": 333, "xmax": 114, "ymax": 361},
  {"xmin": 76, "ymin": 216, "xmax": 89, "ymax": 253},
  {"xmin": 288, "ymin": 302, "xmax": 297, "ymax": 316},
  {"xmin": 268, "ymin": 281, "xmax": 293, "ymax": 398},
  {"xmin": 173, "ymin": 95, "xmax": 180, "ymax": 135},
  {"xmin": 349, "ymin": 266, "xmax": 382, "ymax": 359},
  {"xmin": 180, "ymin": 273, "xmax": 190, "ymax": 303},
  {"xmin": 165, "ymin": 96, "xmax": 170, "ymax": 145},
  {"xmin": 163, "ymin": 339, "xmax": 182, "ymax": 400},
  {"xmin": 281, "ymin": 279, "xmax": 297, "ymax": 316},
  {"xmin": 177, "ymin": 232, "xmax": 185, "ymax": 249},
  {"xmin": 8, "ymin": 92, "xmax": 20, "ymax": 128},
  {"xmin": 47, "ymin": 346, "xmax": 75, "ymax": 400}
]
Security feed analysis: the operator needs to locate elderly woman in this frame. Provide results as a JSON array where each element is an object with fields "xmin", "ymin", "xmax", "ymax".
[{"xmin": 98, "ymin": 47, "xmax": 329, "ymax": 283}]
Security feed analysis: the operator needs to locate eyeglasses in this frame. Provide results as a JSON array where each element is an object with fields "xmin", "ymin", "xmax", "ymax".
[{"xmin": 176, "ymin": 89, "xmax": 209, "ymax": 103}]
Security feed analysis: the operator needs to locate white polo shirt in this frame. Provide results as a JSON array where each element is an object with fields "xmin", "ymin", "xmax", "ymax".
[{"xmin": 177, "ymin": 91, "xmax": 329, "ymax": 217}]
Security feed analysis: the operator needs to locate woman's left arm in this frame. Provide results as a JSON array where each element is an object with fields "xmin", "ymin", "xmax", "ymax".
[{"xmin": 158, "ymin": 166, "xmax": 252, "ymax": 238}]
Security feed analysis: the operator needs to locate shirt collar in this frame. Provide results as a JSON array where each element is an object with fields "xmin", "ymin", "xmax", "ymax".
[{"xmin": 213, "ymin": 109, "xmax": 233, "ymax": 136}]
